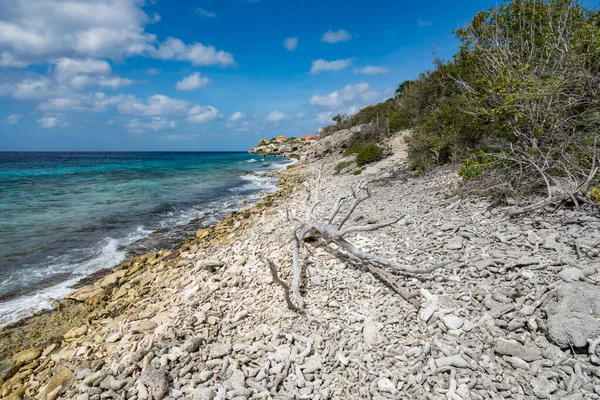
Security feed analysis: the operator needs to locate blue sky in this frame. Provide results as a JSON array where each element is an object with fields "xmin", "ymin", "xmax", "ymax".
[{"xmin": 0, "ymin": 0, "xmax": 537, "ymax": 151}]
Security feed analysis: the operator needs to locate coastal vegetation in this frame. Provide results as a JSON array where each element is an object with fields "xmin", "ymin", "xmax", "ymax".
[
  {"xmin": 323, "ymin": 0, "xmax": 600, "ymax": 207},
  {"xmin": 334, "ymin": 160, "xmax": 353, "ymax": 172}
]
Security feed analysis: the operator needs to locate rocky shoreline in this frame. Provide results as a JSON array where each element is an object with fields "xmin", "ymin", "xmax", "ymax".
[{"xmin": 1, "ymin": 132, "xmax": 600, "ymax": 399}]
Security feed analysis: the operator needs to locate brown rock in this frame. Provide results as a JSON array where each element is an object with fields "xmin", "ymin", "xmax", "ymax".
[
  {"xmin": 0, "ymin": 359, "xmax": 18, "ymax": 384},
  {"xmin": 63, "ymin": 325, "xmax": 87, "ymax": 340},
  {"xmin": 66, "ymin": 286, "xmax": 105, "ymax": 302},
  {"xmin": 11, "ymin": 347, "xmax": 41, "ymax": 365},
  {"xmin": 99, "ymin": 270, "xmax": 127, "ymax": 288},
  {"xmin": 131, "ymin": 320, "xmax": 157, "ymax": 333},
  {"xmin": 37, "ymin": 365, "xmax": 73, "ymax": 399}
]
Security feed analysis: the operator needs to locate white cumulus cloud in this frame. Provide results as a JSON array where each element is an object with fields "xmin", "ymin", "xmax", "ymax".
[
  {"xmin": 118, "ymin": 94, "xmax": 189, "ymax": 116},
  {"xmin": 283, "ymin": 37, "xmax": 298, "ymax": 51},
  {"xmin": 354, "ymin": 66, "xmax": 389, "ymax": 75},
  {"xmin": 230, "ymin": 111, "xmax": 245, "ymax": 121},
  {"xmin": 266, "ymin": 111, "xmax": 286, "ymax": 122},
  {"xmin": 37, "ymin": 115, "xmax": 68, "ymax": 128},
  {"xmin": 0, "ymin": 0, "xmax": 235, "ymax": 68},
  {"xmin": 310, "ymin": 59, "xmax": 352, "ymax": 74},
  {"xmin": 315, "ymin": 111, "xmax": 333, "ymax": 124},
  {"xmin": 175, "ymin": 72, "xmax": 210, "ymax": 91},
  {"xmin": 6, "ymin": 114, "xmax": 22, "ymax": 124},
  {"xmin": 125, "ymin": 117, "xmax": 177, "ymax": 133},
  {"xmin": 309, "ymin": 82, "xmax": 371, "ymax": 109},
  {"xmin": 54, "ymin": 58, "xmax": 133, "ymax": 90},
  {"xmin": 321, "ymin": 29, "xmax": 352, "ymax": 43},
  {"xmin": 38, "ymin": 92, "xmax": 124, "ymax": 113},
  {"xmin": 188, "ymin": 105, "xmax": 221, "ymax": 123},
  {"xmin": 0, "ymin": 0, "xmax": 157, "ymax": 67},
  {"xmin": 154, "ymin": 38, "xmax": 236, "ymax": 67}
]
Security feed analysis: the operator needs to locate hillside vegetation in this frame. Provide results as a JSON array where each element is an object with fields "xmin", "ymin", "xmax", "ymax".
[{"xmin": 322, "ymin": 0, "xmax": 600, "ymax": 208}]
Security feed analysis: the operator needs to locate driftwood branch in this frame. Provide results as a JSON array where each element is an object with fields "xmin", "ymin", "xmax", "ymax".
[
  {"xmin": 266, "ymin": 164, "xmax": 453, "ymax": 310},
  {"xmin": 261, "ymin": 257, "xmax": 301, "ymax": 312},
  {"xmin": 367, "ymin": 264, "xmax": 420, "ymax": 308}
]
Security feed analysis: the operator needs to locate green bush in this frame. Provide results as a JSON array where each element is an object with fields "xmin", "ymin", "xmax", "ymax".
[
  {"xmin": 352, "ymin": 169, "xmax": 362, "ymax": 175},
  {"xmin": 458, "ymin": 151, "xmax": 496, "ymax": 181},
  {"xmin": 335, "ymin": 160, "xmax": 353, "ymax": 172},
  {"xmin": 343, "ymin": 127, "xmax": 382, "ymax": 157},
  {"xmin": 356, "ymin": 143, "xmax": 383, "ymax": 167}
]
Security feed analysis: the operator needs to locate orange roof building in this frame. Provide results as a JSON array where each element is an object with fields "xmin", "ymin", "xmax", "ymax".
[
  {"xmin": 276, "ymin": 135, "xmax": 286, "ymax": 142},
  {"xmin": 301, "ymin": 135, "xmax": 316, "ymax": 141}
]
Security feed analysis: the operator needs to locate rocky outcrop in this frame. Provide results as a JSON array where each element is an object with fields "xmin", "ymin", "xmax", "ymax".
[
  {"xmin": 305, "ymin": 124, "xmax": 369, "ymax": 160},
  {"xmin": 546, "ymin": 282, "xmax": 600, "ymax": 348},
  {"xmin": 248, "ymin": 139, "xmax": 312, "ymax": 157}
]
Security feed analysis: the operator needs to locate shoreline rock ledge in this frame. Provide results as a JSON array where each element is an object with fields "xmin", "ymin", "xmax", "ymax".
[{"xmin": 1, "ymin": 131, "xmax": 600, "ymax": 399}]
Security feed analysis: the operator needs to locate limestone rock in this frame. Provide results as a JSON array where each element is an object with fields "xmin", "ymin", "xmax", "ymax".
[
  {"xmin": 196, "ymin": 259, "xmax": 225, "ymax": 272},
  {"xmin": 377, "ymin": 378, "xmax": 396, "ymax": 394},
  {"xmin": 131, "ymin": 320, "xmax": 157, "ymax": 333},
  {"xmin": 99, "ymin": 270, "xmax": 126, "ymax": 288},
  {"xmin": 37, "ymin": 365, "xmax": 74, "ymax": 399},
  {"xmin": 546, "ymin": 282, "xmax": 600, "ymax": 348},
  {"xmin": 494, "ymin": 338, "xmax": 542, "ymax": 362},
  {"xmin": 440, "ymin": 315, "xmax": 464, "ymax": 330},
  {"xmin": 531, "ymin": 376, "xmax": 557, "ymax": 398},
  {"xmin": 209, "ymin": 343, "xmax": 232, "ymax": 359},
  {"xmin": 140, "ymin": 367, "xmax": 169, "ymax": 400},
  {"xmin": 446, "ymin": 236, "xmax": 464, "ymax": 250},
  {"xmin": 558, "ymin": 267, "xmax": 584, "ymax": 283},
  {"xmin": 64, "ymin": 326, "xmax": 87, "ymax": 339},
  {"xmin": 66, "ymin": 286, "xmax": 105, "ymax": 302},
  {"xmin": 190, "ymin": 387, "xmax": 215, "ymax": 400},
  {"xmin": 0, "ymin": 359, "xmax": 17, "ymax": 382},
  {"xmin": 363, "ymin": 317, "xmax": 380, "ymax": 345},
  {"xmin": 99, "ymin": 375, "xmax": 126, "ymax": 391},
  {"xmin": 182, "ymin": 337, "xmax": 204, "ymax": 353},
  {"xmin": 12, "ymin": 347, "xmax": 41, "ymax": 365}
]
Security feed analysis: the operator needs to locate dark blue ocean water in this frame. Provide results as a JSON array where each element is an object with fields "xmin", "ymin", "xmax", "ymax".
[{"xmin": 0, "ymin": 152, "xmax": 291, "ymax": 325}]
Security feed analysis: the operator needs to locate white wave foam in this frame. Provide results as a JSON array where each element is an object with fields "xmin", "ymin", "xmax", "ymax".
[
  {"xmin": 230, "ymin": 174, "xmax": 279, "ymax": 193},
  {"xmin": 0, "ymin": 229, "xmax": 151, "ymax": 328},
  {"xmin": 245, "ymin": 158, "xmax": 258, "ymax": 163}
]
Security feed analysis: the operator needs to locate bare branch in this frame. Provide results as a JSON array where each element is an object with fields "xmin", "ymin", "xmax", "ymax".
[
  {"xmin": 261, "ymin": 257, "xmax": 301, "ymax": 312},
  {"xmin": 337, "ymin": 181, "xmax": 371, "ymax": 229},
  {"xmin": 327, "ymin": 195, "xmax": 348, "ymax": 224},
  {"xmin": 367, "ymin": 264, "xmax": 420, "ymax": 308}
]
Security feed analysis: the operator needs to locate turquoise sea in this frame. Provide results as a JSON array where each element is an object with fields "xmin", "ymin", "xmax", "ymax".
[{"xmin": 0, "ymin": 152, "xmax": 291, "ymax": 326}]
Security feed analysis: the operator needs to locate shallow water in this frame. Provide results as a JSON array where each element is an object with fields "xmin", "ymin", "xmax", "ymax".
[{"xmin": 0, "ymin": 151, "xmax": 290, "ymax": 326}]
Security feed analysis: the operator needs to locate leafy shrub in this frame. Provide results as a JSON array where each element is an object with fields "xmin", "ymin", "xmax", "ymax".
[
  {"xmin": 586, "ymin": 184, "xmax": 600, "ymax": 204},
  {"xmin": 352, "ymin": 169, "xmax": 362, "ymax": 175},
  {"xmin": 356, "ymin": 143, "xmax": 383, "ymax": 166},
  {"xmin": 343, "ymin": 126, "xmax": 382, "ymax": 157},
  {"xmin": 335, "ymin": 160, "xmax": 353, "ymax": 172},
  {"xmin": 458, "ymin": 151, "xmax": 496, "ymax": 181}
]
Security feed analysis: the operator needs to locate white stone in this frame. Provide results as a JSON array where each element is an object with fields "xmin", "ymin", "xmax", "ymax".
[
  {"xmin": 377, "ymin": 378, "xmax": 396, "ymax": 394},
  {"xmin": 558, "ymin": 267, "xmax": 584, "ymax": 282},
  {"xmin": 440, "ymin": 315, "xmax": 464, "ymax": 330}
]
